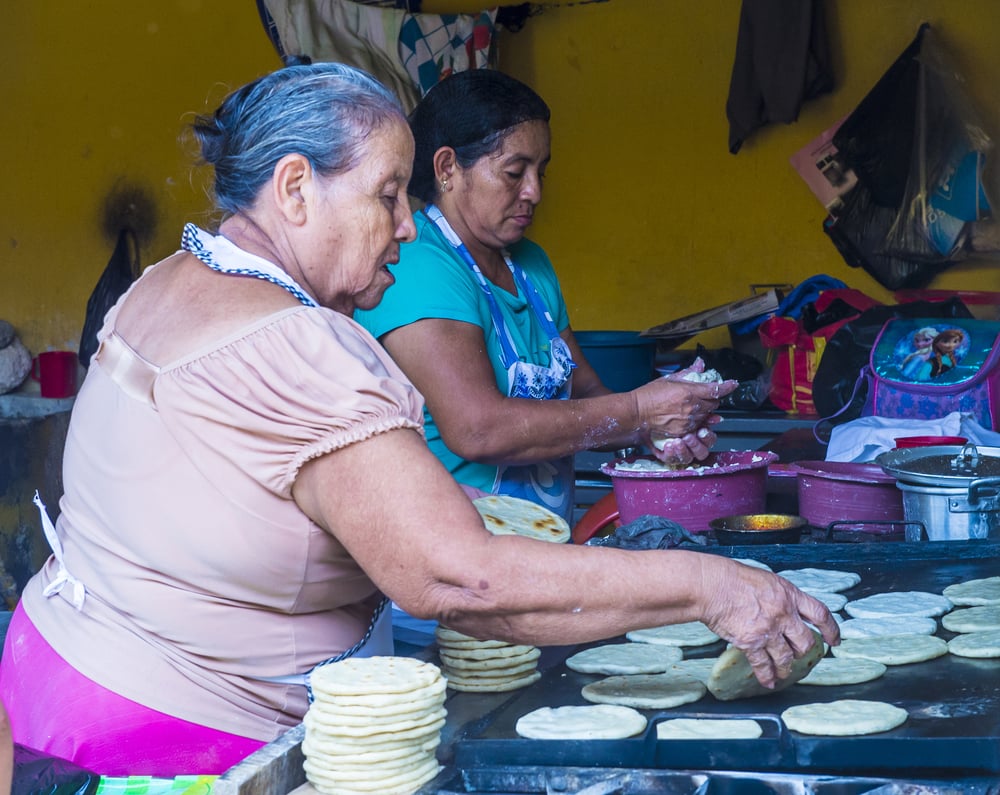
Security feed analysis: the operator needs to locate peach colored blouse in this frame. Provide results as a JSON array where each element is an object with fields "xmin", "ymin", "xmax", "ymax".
[{"xmin": 21, "ymin": 274, "xmax": 424, "ymax": 741}]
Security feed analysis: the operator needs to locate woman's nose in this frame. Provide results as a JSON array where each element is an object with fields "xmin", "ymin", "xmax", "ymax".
[
  {"xmin": 521, "ymin": 172, "xmax": 543, "ymax": 203},
  {"xmin": 397, "ymin": 205, "xmax": 417, "ymax": 242}
]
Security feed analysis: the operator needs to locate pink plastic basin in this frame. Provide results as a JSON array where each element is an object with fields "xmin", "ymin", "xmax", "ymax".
[{"xmin": 600, "ymin": 451, "xmax": 777, "ymax": 532}]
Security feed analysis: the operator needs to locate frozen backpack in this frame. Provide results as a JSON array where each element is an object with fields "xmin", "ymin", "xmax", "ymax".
[{"xmin": 862, "ymin": 317, "xmax": 1000, "ymax": 429}]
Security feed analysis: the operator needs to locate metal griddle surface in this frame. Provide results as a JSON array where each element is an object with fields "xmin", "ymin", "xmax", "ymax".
[{"xmin": 440, "ymin": 542, "xmax": 1000, "ymax": 780}]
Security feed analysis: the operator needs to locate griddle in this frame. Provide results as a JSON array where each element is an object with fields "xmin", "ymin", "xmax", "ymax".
[{"xmin": 423, "ymin": 541, "xmax": 1000, "ymax": 792}]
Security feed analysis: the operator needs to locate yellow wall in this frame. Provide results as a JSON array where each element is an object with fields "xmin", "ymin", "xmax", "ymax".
[{"xmin": 4, "ymin": 0, "xmax": 1000, "ymax": 359}]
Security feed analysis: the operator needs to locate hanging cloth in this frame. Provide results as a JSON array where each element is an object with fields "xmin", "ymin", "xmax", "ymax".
[
  {"xmin": 261, "ymin": 0, "xmax": 499, "ymax": 112},
  {"xmin": 726, "ymin": 0, "xmax": 834, "ymax": 154}
]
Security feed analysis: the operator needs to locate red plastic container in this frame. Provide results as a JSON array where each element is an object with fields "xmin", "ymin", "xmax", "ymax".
[{"xmin": 894, "ymin": 435, "xmax": 968, "ymax": 449}]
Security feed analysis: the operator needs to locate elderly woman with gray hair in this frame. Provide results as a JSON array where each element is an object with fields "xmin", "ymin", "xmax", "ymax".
[{"xmin": 0, "ymin": 63, "xmax": 836, "ymax": 777}]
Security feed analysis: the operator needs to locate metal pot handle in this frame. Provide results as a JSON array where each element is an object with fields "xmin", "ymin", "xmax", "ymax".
[{"xmin": 967, "ymin": 476, "xmax": 1000, "ymax": 505}]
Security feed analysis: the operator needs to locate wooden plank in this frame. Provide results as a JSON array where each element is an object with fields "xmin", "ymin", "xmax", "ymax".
[{"xmin": 212, "ymin": 724, "xmax": 305, "ymax": 795}]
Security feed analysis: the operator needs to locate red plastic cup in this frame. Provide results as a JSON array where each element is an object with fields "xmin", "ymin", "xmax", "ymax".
[
  {"xmin": 893, "ymin": 435, "xmax": 968, "ymax": 449},
  {"xmin": 31, "ymin": 351, "xmax": 79, "ymax": 398}
]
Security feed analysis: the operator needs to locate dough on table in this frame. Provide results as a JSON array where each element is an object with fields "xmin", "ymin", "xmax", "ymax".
[
  {"xmin": 797, "ymin": 657, "xmax": 887, "ymax": 686},
  {"xmin": 656, "ymin": 718, "xmax": 763, "ymax": 740},
  {"xmin": 839, "ymin": 616, "xmax": 938, "ymax": 639},
  {"xmin": 626, "ymin": 621, "xmax": 720, "ymax": 648},
  {"xmin": 830, "ymin": 634, "xmax": 948, "ymax": 665},
  {"xmin": 777, "ymin": 567, "xmax": 861, "ymax": 593},
  {"xmin": 942, "ymin": 576, "xmax": 1000, "ymax": 607},
  {"xmin": 947, "ymin": 629, "xmax": 1000, "ymax": 658},
  {"xmin": 781, "ymin": 699, "xmax": 907, "ymax": 736},
  {"xmin": 565, "ymin": 642, "xmax": 683, "ymax": 675},
  {"xmin": 942, "ymin": 605, "xmax": 1000, "ymax": 634},
  {"xmin": 581, "ymin": 672, "xmax": 707, "ymax": 709},
  {"xmin": 844, "ymin": 591, "xmax": 952, "ymax": 620},
  {"xmin": 515, "ymin": 705, "xmax": 647, "ymax": 740}
]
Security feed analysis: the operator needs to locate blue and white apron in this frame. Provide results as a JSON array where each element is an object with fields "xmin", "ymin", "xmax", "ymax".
[{"xmin": 424, "ymin": 206, "xmax": 577, "ymax": 523}]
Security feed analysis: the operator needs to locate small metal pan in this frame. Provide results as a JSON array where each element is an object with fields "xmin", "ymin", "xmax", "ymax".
[{"xmin": 709, "ymin": 513, "xmax": 806, "ymax": 545}]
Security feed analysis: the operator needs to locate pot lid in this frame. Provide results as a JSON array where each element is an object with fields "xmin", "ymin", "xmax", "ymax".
[
  {"xmin": 790, "ymin": 460, "xmax": 897, "ymax": 485},
  {"xmin": 876, "ymin": 443, "xmax": 1000, "ymax": 486}
]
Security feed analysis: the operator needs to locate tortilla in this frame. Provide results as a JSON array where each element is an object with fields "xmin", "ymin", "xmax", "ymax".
[
  {"xmin": 445, "ymin": 670, "xmax": 543, "ymax": 692},
  {"xmin": 839, "ymin": 616, "xmax": 938, "ymax": 639},
  {"xmin": 473, "ymin": 494, "xmax": 570, "ymax": 543},
  {"xmin": 830, "ymin": 634, "xmax": 947, "ymax": 665},
  {"xmin": 777, "ymin": 567, "xmax": 861, "ymax": 593},
  {"xmin": 655, "ymin": 718, "xmax": 763, "ymax": 740},
  {"xmin": 844, "ymin": 591, "xmax": 953, "ymax": 620},
  {"xmin": 626, "ymin": 621, "xmax": 720, "ymax": 648},
  {"xmin": 668, "ymin": 657, "xmax": 720, "ymax": 684},
  {"xmin": 581, "ymin": 672, "xmax": 707, "ymax": 709},
  {"xmin": 302, "ymin": 656, "xmax": 446, "ymax": 795},
  {"xmin": 947, "ymin": 629, "xmax": 1000, "ymax": 658},
  {"xmin": 706, "ymin": 629, "xmax": 824, "ymax": 701},
  {"xmin": 781, "ymin": 699, "xmax": 907, "ymax": 736},
  {"xmin": 941, "ymin": 605, "xmax": 1000, "ymax": 634},
  {"xmin": 942, "ymin": 576, "xmax": 1000, "ymax": 607},
  {"xmin": 310, "ymin": 656, "xmax": 443, "ymax": 698},
  {"xmin": 797, "ymin": 657, "xmax": 887, "ymax": 686},
  {"xmin": 565, "ymin": 643, "xmax": 683, "ymax": 675},
  {"xmin": 515, "ymin": 705, "xmax": 648, "ymax": 740},
  {"xmin": 807, "ymin": 591, "xmax": 848, "ymax": 613}
]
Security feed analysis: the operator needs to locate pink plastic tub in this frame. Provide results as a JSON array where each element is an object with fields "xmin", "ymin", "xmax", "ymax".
[{"xmin": 600, "ymin": 451, "xmax": 777, "ymax": 532}]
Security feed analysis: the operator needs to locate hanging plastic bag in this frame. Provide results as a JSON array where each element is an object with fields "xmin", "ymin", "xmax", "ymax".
[
  {"xmin": 823, "ymin": 24, "xmax": 993, "ymax": 290},
  {"xmin": 78, "ymin": 228, "xmax": 140, "ymax": 369}
]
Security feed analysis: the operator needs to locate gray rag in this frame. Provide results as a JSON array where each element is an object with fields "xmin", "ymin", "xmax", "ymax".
[{"xmin": 587, "ymin": 515, "xmax": 708, "ymax": 550}]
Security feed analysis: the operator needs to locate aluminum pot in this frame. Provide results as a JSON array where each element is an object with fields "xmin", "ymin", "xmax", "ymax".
[
  {"xmin": 789, "ymin": 460, "xmax": 904, "ymax": 537},
  {"xmin": 600, "ymin": 451, "xmax": 777, "ymax": 532},
  {"xmin": 876, "ymin": 444, "xmax": 1000, "ymax": 542}
]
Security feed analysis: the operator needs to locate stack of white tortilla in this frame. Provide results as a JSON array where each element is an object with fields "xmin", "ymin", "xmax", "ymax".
[
  {"xmin": 433, "ymin": 496, "xmax": 564, "ymax": 692},
  {"xmin": 436, "ymin": 626, "xmax": 542, "ymax": 692},
  {"xmin": 302, "ymin": 656, "xmax": 445, "ymax": 795}
]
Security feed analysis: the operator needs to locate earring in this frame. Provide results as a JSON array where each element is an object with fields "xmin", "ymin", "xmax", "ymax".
[{"xmin": 440, "ymin": 178, "xmax": 449, "ymax": 191}]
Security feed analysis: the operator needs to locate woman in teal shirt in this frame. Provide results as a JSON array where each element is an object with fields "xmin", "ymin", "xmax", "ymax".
[{"xmin": 356, "ymin": 69, "xmax": 732, "ymax": 524}]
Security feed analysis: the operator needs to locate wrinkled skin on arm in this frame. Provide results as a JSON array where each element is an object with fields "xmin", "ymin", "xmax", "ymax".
[{"xmin": 292, "ymin": 428, "xmax": 839, "ymax": 688}]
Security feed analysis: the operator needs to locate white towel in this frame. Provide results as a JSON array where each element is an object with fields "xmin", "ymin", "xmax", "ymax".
[{"xmin": 826, "ymin": 411, "xmax": 1000, "ymax": 463}]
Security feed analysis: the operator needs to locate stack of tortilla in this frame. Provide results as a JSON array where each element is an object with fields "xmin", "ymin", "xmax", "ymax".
[
  {"xmin": 431, "ymin": 495, "xmax": 567, "ymax": 693},
  {"xmin": 435, "ymin": 625, "xmax": 542, "ymax": 692},
  {"xmin": 302, "ymin": 656, "xmax": 445, "ymax": 795}
]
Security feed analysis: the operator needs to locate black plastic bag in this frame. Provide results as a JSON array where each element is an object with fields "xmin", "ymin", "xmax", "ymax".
[
  {"xmin": 13, "ymin": 744, "xmax": 99, "ymax": 795},
  {"xmin": 79, "ymin": 228, "xmax": 140, "ymax": 368},
  {"xmin": 811, "ymin": 297, "xmax": 974, "ymax": 422},
  {"xmin": 824, "ymin": 24, "xmax": 993, "ymax": 290}
]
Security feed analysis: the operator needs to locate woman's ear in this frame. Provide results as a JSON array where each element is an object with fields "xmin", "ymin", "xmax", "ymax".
[
  {"xmin": 432, "ymin": 146, "xmax": 457, "ymax": 188},
  {"xmin": 272, "ymin": 153, "xmax": 312, "ymax": 224}
]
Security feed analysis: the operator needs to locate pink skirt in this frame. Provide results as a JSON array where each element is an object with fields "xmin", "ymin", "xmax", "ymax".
[{"xmin": 0, "ymin": 605, "xmax": 266, "ymax": 776}]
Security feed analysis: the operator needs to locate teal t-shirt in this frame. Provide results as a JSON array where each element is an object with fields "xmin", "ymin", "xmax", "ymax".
[{"xmin": 355, "ymin": 211, "xmax": 570, "ymax": 493}]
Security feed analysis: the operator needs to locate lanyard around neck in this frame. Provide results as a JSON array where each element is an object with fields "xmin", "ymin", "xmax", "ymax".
[{"xmin": 422, "ymin": 206, "xmax": 560, "ymax": 368}]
